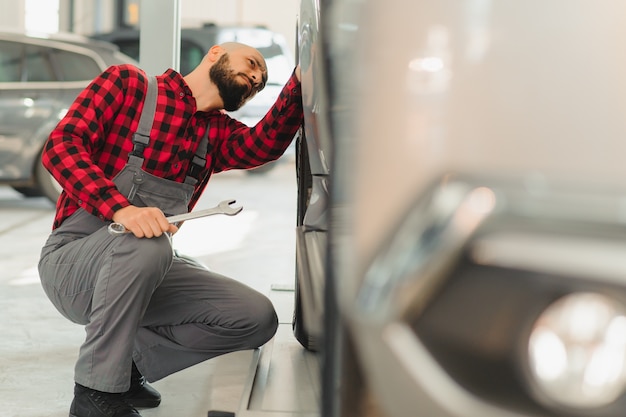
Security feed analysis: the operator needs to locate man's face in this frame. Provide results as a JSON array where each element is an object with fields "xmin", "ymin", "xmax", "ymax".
[{"xmin": 210, "ymin": 53, "xmax": 257, "ymax": 112}]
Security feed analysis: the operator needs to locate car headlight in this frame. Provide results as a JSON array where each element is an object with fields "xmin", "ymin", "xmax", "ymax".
[{"xmin": 527, "ymin": 292, "xmax": 626, "ymax": 409}]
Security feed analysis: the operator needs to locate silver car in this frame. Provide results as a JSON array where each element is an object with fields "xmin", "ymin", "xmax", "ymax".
[
  {"xmin": 298, "ymin": 1, "xmax": 626, "ymax": 417},
  {"xmin": 0, "ymin": 31, "xmax": 137, "ymax": 203}
]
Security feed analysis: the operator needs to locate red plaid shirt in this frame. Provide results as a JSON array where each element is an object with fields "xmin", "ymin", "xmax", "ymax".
[{"xmin": 43, "ymin": 64, "xmax": 303, "ymax": 229}]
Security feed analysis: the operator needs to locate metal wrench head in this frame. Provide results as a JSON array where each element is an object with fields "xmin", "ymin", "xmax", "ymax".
[{"xmin": 218, "ymin": 199, "xmax": 243, "ymax": 216}]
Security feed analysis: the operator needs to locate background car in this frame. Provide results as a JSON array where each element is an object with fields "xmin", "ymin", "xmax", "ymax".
[
  {"xmin": 92, "ymin": 24, "xmax": 296, "ymax": 174},
  {"xmin": 0, "ymin": 30, "xmax": 137, "ymax": 203},
  {"xmin": 298, "ymin": 1, "xmax": 626, "ymax": 417}
]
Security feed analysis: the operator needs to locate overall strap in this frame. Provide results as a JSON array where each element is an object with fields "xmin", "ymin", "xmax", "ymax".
[
  {"xmin": 127, "ymin": 74, "xmax": 207, "ymax": 185},
  {"xmin": 128, "ymin": 75, "xmax": 158, "ymax": 168},
  {"xmin": 184, "ymin": 124, "xmax": 209, "ymax": 185}
]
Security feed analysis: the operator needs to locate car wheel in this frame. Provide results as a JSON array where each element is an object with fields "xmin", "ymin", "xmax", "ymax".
[
  {"xmin": 293, "ymin": 129, "xmax": 318, "ymax": 351},
  {"xmin": 35, "ymin": 153, "xmax": 62, "ymax": 204},
  {"xmin": 293, "ymin": 270, "xmax": 317, "ymax": 351}
]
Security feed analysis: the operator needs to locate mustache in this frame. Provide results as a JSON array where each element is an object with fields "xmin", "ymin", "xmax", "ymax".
[
  {"xmin": 237, "ymin": 74, "xmax": 255, "ymax": 98},
  {"xmin": 238, "ymin": 73, "xmax": 263, "ymax": 97}
]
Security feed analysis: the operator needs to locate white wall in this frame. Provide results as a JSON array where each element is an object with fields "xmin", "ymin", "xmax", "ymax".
[{"xmin": 0, "ymin": 1, "xmax": 26, "ymax": 31}]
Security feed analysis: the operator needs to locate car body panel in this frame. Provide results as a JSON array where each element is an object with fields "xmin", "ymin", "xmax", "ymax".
[
  {"xmin": 293, "ymin": 0, "xmax": 335, "ymax": 351},
  {"xmin": 299, "ymin": 1, "xmax": 332, "ymax": 178},
  {"xmin": 341, "ymin": 2, "xmax": 626, "ymax": 264}
]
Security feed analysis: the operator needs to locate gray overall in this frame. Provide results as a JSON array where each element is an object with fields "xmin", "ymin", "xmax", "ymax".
[{"xmin": 38, "ymin": 76, "xmax": 278, "ymax": 393}]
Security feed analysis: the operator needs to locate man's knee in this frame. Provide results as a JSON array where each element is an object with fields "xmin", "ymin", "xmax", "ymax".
[{"xmin": 246, "ymin": 296, "xmax": 279, "ymax": 348}]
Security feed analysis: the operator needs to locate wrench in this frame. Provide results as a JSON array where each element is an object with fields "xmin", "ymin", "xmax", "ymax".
[{"xmin": 107, "ymin": 199, "xmax": 243, "ymax": 235}]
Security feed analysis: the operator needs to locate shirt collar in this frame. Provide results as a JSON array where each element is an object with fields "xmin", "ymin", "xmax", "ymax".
[{"xmin": 162, "ymin": 68, "xmax": 193, "ymax": 98}]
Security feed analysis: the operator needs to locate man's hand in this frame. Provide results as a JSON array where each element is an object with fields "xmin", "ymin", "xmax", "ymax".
[
  {"xmin": 112, "ymin": 205, "xmax": 178, "ymax": 238},
  {"xmin": 295, "ymin": 65, "xmax": 301, "ymax": 82}
]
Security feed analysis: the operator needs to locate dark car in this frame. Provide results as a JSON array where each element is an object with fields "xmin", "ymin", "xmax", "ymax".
[
  {"xmin": 297, "ymin": 1, "xmax": 626, "ymax": 417},
  {"xmin": 92, "ymin": 25, "xmax": 295, "ymax": 174},
  {"xmin": 0, "ymin": 30, "xmax": 137, "ymax": 203}
]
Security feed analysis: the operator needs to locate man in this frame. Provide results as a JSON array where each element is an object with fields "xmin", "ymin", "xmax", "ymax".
[{"xmin": 38, "ymin": 42, "xmax": 303, "ymax": 417}]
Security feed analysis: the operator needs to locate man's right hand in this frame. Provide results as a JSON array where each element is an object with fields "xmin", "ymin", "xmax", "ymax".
[{"xmin": 112, "ymin": 205, "xmax": 178, "ymax": 238}]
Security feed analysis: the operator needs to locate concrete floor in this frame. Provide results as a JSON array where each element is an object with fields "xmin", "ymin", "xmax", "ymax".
[{"xmin": 0, "ymin": 160, "xmax": 320, "ymax": 417}]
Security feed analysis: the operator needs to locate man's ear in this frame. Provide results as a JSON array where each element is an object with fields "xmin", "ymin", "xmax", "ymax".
[{"xmin": 207, "ymin": 45, "xmax": 223, "ymax": 63}]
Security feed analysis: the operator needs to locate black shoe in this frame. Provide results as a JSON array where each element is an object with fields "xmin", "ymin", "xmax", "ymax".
[
  {"xmin": 120, "ymin": 363, "xmax": 161, "ymax": 408},
  {"xmin": 70, "ymin": 384, "xmax": 141, "ymax": 417}
]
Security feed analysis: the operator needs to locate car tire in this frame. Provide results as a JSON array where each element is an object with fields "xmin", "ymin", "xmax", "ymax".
[
  {"xmin": 34, "ymin": 153, "xmax": 62, "ymax": 204},
  {"xmin": 292, "ymin": 129, "xmax": 318, "ymax": 351},
  {"xmin": 293, "ymin": 271, "xmax": 317, "ymax": 351}
]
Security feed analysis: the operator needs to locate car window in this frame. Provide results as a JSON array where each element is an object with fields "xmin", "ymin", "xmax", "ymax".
[
  {"xmin": 258, "ymin": 44, "xmax": 284, "ymax": 60},
  {"xmin": 0, "ymin": 40, "xmax": 23, "ymax": 82},
  {"xmin": 248, "ymin": 44, "xmax": 292, "ymax": 85},
  {"xmin": 24, "ymin": 45, "xmax": 56, "ymax": 82},
  {"xmin": 112, "ymin": 39, "xmax": 140, "ymax": 62},
  {"xmin": 103, "ymin": 38, "xmax": 204, "ymax": 76},
  {"xmin": 52, "ymin": 49, "xmax": 102, "ymax": 81},
  {"xmin": 180, "ymin": 40, "xmax": 205, "ymax": 75}
]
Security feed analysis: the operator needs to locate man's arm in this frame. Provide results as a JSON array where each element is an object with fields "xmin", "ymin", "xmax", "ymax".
[
  {"xmin": 42, "ymin": 65, "xmax": 134, "ymax": 221},
  {"xmin": 213, "ymin": 68, "xmax": 304, "ymax": 172}
]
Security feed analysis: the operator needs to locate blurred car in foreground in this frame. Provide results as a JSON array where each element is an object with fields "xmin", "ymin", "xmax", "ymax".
[
  {"xmin": 92, "ymin": 25, "xmax": 295, "ymax": 174},
  {"xmin": 0, "ymin": 30, "xmax": 137, "ymax": 203},
  {"xmin": 297, "ymin": 1, "xmax": 626, "ymax": 417}
]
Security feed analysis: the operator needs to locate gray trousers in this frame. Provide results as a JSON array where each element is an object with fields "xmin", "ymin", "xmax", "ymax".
[{"xmin": 38, "ymin": 210, "xmax": 278, "ymax": 393}]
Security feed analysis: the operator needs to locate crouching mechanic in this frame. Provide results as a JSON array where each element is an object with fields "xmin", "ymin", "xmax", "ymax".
[{"xmin": 38, "ymin": 42, "xmax": 303, "ymax": 417}]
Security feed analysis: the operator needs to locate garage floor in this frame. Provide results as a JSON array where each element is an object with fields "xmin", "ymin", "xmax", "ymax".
[{"xmin": 0, "ymin": 160, "xmax": 321, "ymax": 417}]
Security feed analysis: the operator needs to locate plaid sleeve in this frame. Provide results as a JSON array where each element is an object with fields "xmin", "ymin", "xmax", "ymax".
[
  {"xmin": 213, "ymin": 70, "xmax": 304, "ymax": 172},
  {"xmin": 42, "ymin": 65, "xmax": 137, "ymax": 221}
]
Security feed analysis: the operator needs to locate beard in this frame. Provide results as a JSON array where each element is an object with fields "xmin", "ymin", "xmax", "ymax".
[{"xmin": 209, "ymin": 54, "xmax": 250, "ymax": 112}]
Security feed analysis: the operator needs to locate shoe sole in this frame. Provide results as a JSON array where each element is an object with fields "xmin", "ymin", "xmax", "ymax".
[{"xmin": 126, "ymin": 398, "xmax": 161, "ymax": 408}]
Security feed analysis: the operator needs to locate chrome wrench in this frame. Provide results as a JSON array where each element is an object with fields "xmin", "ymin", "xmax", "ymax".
[{"xmin": 108, "ymin": 199, "xmax": 243, "ymax": 235}]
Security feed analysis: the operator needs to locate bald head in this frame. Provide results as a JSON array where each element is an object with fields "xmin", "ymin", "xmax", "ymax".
[
  {"xmin": 218, "ymin": 42, "xmax": 268, "ymax": 88},
  {"xmin": 220, "ymin": 42, "xmax": 256, "ymax": 54},
  {"xmin": 185, "ymin": 41, "xmax": 269, "ymax": 111}
]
